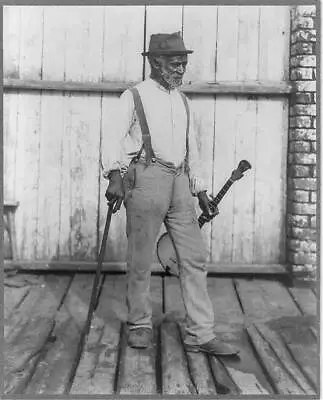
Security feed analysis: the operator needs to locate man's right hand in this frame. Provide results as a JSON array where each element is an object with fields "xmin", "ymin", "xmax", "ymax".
[{"xmin": 105, "ymin": 170, "xmax": 124, "ymax": 213}]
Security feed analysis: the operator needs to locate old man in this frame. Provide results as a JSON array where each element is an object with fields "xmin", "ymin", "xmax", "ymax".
[{"xmin": 104, "ymin": 32, "xmax": 239, "ymax": 356}]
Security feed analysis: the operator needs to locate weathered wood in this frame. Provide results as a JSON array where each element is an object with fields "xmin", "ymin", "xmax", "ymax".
[
  {"xmin": 207, "ymin": 278, "xmax": 273, "ymax": 395},
  {"xmin": 288, "ymin": 286, "xmax": 318, "ymax": 316},
  {"xmin": 4, "ymin": 285, "xmax": 30, "ymax": 320},
  {"xmin": 70, "ymin": 275, "xmax": 127, "ymax": 395},
  {"xmin": 255, "ymin": 322, "xmax": 315, "ymax": 394},
  {"xmin": 5, "ymin": 260, "xmax": 288, "ymax": 274},
  {"xmin": 208, "ymin": 356, "xmax": 240, "ymax": 395},
  {"xmin": 102, "ymin": 6, "xmax": 144, "ymax": 81},
  {"xmin": 183, "ymin": 5, "xmax": 218, "ymax": 82},
  {"xmin": 190, "ymin": 96, "xmax": 216, "ymax": 261},
  {"xmin": 5, "ymin": 275, "xmax": 71, "ymax": 395},
  {"xmin": 268, "ymin": 315, "xmax": 318, "ymax": 391},
  {"xmin": 235, "ymin": 278, "xmax": 301, "ymax": 321},
  {"xmin": 19, "ymin": 6, "xmax": 43, "ymax": 80},
  {"xmin": 253, "ymin": 97, "xmax": 289, "ymax": 263},
  {"xmin": 24, "ymin": 274, "xmax": 96, "ymax": 394},
  {"xmin": 246, "ymin": 323, "xmax": 307, "ymax": 394},
  {"xmin": 258, "ymin": 6, "xmax": 290, "ymax": 81},
  {"xmin": 164, "ymin": 277, "xmax": 217, "ymax": 395},
  {"xmin": 35, "ymin": 93, "xmax": 64, "ymax": 259},
  {"xmin": 3, "ymin": 6, "xmax": 21, "ymax": 79},
  {"xmin": 100, "ymin": 94, "xmax": 128, "ymax": 262},
  {"xmin": 14, "ymin": 92, "xmax": 42, "ymax": 260},
  {"xmin": 4, "ymin": 78, "xmax": 293, "ymax": 95}
]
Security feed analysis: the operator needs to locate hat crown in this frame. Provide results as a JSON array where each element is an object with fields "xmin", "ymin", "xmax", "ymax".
[{"xmin": 143, "ymin": 31, "xmax": 193, "ymax": 56}]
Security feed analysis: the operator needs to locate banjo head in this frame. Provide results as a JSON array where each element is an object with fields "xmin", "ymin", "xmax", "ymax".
[{"xmin": 156, "ymin": 232, "xmax": 179, "ymax": 277}]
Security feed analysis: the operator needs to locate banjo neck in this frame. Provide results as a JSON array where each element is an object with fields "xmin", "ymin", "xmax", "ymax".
[{"xmin": 198, "ymin": 178, "xmax": 234, "ymax": 228}]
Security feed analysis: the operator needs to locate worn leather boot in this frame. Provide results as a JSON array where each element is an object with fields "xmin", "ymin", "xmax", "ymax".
[
  {"xmin": 128, "ymin": 327, "xmax": 152, "ymax": 349},
  {"xmin": 185, "ymin": 337, "xmax": 239, "ymax": 356}
]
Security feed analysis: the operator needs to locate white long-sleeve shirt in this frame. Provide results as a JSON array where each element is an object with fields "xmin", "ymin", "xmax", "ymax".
[{"xmin": 102, "ymin": 78, "xmax": 207, "ymax": 194}]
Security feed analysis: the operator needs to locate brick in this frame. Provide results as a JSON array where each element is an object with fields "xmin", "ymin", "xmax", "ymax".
[
  {"xmin": 291, "ymin": 29, "xmax": 316, "ymax": 42},
  {"xmin": 290, "ymin": 116, "xmax": 312, "ymax": 128},
  {"xmin": 288, "ymin": 251, "xmax": 316, "ymax": 265},
  {"xmin": 311, "ymin": 191, "xmax": 317, "ymax": 202},
  {"xmin": 291, "ymin": 227, "xmax": 316, "ymax": 240},
  {"xmin": 296, "ymin": 6, "xmax": 316, "ymax": 17},
  {"xmin": 312, "ymin": 68, "xmax": 316, "ymax": 79},
  {"xmin": 293, "ymin": 178, "xmax": 317, "ymax": 190},
  {"xmin": 289, "ymin": 142, "xmax": 311, "ymax": 153},
  {"xmin": 288, "ymin": 214, "xmax": 309, "ymax": 227},
  {"xmin": 290, "ymin": 55, "xmax": 316, "ymax": 67},
  {"xmin": 295, "ymin": 81, "xmax": 316, "ymax": 92},
  {"xmin": 290, "ymin": 104, "xmax": 316, "ymax": 116},
  {"xmin": 289, "ymin": 239, "xmax": 316, "ymax": 253},
  {"xmin": 289, "ymin": 129, "xmax": 316, "ymax": 141},
  {"xmin": 293, "ymin": 153, "xmax": 316, "ymax": 164},
  {"xmin": 288, "ymin": 201, "xmax": 316, "ymax": 215},
  {"xmin": 292, "ymin": 16, "xmax": 314, "ymax": 30},
  {"xmin": 291, "ymin": 42, "xmax": 313, "ymax": 56},
  {"xmin": 292, "ymin": 93, "xmax": 314, "ymax": 104},
  {"xmin": 289, "ymin": 164, "xmax": 311, "ymax": 177},
  {"xmin": 290, "ymin": 67, "xmax": 313, "ymax": 80},
  {"xmin": 290, "ymin": 190, "xmax": 310, "ymax": 203},
  {"xmin": 311, "ymin": 216, "xmax": 316, "ymax": 228},
  {"xmin": 291, "ymin": 264, "xmax": 317, "ymax": 280}
]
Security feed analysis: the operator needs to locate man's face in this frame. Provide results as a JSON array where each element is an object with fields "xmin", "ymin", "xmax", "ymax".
[{"xmin": 158, "ymin": 54, "xmax": 188, "ymax": 89}]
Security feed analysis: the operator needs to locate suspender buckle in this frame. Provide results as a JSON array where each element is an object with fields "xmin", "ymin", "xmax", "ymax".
[{"xmin": 151, "ymin": 157, "xmax": 156, "ymax": 163}]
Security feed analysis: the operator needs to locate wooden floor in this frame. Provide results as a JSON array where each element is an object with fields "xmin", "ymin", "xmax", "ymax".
[{"xmin": 4, "ymin": 270, "xmax": 318, "ymax": 396}]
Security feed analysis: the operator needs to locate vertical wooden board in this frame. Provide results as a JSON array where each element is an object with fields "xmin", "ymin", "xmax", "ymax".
[
  {"xmin": 215, "ymin": 6, "xmax": 239, "ymax": 81},
  {"xmin": 66, "ymin": 94, "xmax": 102, "ymax": 261},
  {"xmin": 15, "ymin": 93, "xmax": 42, "ymax": 260},
  {"xmin": 231, "ymin": 98, "xmax": 256, "ymax": 263},
  {"xmin": 236, "ymin": 6, "xmax": 260, "ymax": 81},
  {"xmin": 58, "ymin": 95, "xmax": 72, "ymax": 260},
  {"xmin": 258, "ymin": 6, "xmax": 290, "ymax": 80},
  {"xmin": 99, "ymin": 94, "xmax": 128, "ymax": 262},
  {"xmin": 102, "ymin": 6, "xmax": 145, "ymax": 81},
  {"xmin": 42, "ymin": 6, "xmax": 67, "ymax": 81},
  {"xmin": 182, "ymin": 6, "xmax": 218, "ymax": 82},
  {"xmin": 211, "ymin": 97, "xmax": 237, "ymax": 263},
  {"xmin": 253, "ymin": 97, "xmax": 288, "ymax": 263},
  {"xmin": 64, "ymin": 6, "xmax": 105, "ymax": 82},
  {"xmin": 190, "ymin": 97, "xmax": 215, "ymax": 261},
  {"xmin": 144, "ymin": 6, "xmax": 183, "ymax": 79},
  {"xmin": 35, "ymin": 93, "xmax": 65, "ymax": 260},
  {"xmin": 3, "ymin": 6, "xmax": 21, "ymax": 78},
  {"xmin": 3, "ymin": 93, "xmax": 19, "ymax": 201},
  {"xmin": 19, "ymin": 6, "xmax": 44, "ymax": 79}
]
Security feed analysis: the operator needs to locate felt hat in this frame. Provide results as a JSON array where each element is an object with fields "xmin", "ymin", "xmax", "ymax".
[{"xmin": 142, "ymin": 31, "xmax": 193, "ymax": 56}]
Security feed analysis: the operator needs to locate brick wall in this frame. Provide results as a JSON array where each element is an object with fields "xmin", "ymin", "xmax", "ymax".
[{"xmin": 287, "ymin": 5, "xmax": 317, "ymax": 279}]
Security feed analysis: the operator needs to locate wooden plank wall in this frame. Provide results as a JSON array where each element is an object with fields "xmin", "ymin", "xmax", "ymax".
[{"xmin": 3, "ymin": 5, "xmax": 290, "ymax": 265}]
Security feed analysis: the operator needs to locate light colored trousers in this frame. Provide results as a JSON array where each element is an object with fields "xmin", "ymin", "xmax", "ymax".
[{"xmin": 124, "ymin": 159, "xmax": 215, "ymax": 345}]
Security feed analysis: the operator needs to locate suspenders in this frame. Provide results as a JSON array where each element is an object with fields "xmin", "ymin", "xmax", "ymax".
[{"xmin": 130, "ymin": 87, "xmax": 190, "ymax": 167}]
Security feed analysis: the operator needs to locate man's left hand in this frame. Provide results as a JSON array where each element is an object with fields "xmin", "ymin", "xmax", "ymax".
[{"xmin": 197, "ymin": 191, "xmax": 219, "ymax": 221}]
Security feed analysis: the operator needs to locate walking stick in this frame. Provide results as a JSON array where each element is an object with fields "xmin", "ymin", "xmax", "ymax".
[{"xmin": 67, "ymin": 202, "xmax": 114, "ymax": 391}]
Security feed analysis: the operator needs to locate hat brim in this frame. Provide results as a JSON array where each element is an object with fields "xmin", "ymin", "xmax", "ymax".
[{"xmin": 142, "ymin": 50, "xmax": 193, "ymax": 56}]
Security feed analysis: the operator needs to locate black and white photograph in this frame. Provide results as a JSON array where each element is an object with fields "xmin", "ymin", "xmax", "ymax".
[{"xmin": 3, "ymin": 3, "xmax": 319, "ymax": 398}]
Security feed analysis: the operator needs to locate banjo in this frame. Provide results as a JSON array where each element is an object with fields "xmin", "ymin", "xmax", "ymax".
[{"xmin": 156, "ymin": 160, "xmax": 252, "ymax": 276}]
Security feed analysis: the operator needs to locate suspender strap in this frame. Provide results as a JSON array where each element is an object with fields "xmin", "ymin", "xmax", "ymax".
[
  {"xmin": 179, "ymin": 91, "xmax": 190, "ymax": 168},
  {"xmin": 130, "ymin": 87, "xmax": 155, "ymax": 165}
]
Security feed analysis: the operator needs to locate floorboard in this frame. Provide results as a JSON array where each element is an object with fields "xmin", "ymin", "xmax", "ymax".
[
  {"xmin": 24, "ymin": 274, "xmax": 96, "ymax": 395},
  {"xmin": 5, "ymin": 274, "xmax": 72, "ymax": 395},
  {"xmin": 287, "ymin": 286, "xmax": 317, "ymax": 316}
]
